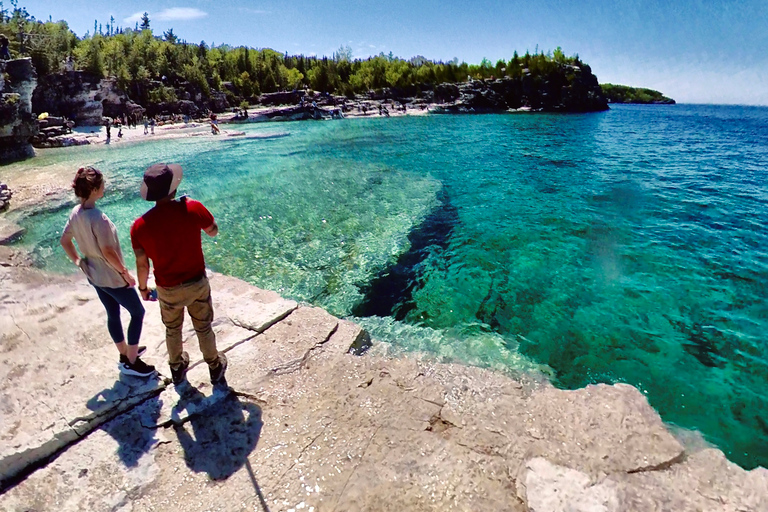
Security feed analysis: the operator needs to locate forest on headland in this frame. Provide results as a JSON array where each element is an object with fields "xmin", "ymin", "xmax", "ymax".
[
  {"xmin": 0, "ymin": 3, "xmax": 670, "ymax": 115},
  {"xmin": 600, "ymin": 84, "xmax": 675, "ymax": 104},
  {"xmin": 1, "ymin": 6, "xmax": 582, "ymax": 93}
]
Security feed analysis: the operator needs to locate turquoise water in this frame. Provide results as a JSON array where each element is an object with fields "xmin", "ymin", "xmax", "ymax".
[{"xmin": 4, "ymin": 105, "xmax": 768, "ymax": 469}]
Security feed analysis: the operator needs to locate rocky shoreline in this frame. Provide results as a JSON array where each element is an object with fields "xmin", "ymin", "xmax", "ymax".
[
  {"xmin": 0, "ymin": 59, "xmax": 38, "ymax": 163},
  {"xmin": 0, "ymin": 56, "xmax": 611, "ymax": 161},
  {"xmin": 0, "ymin": 238, "xmax": 766, "ymax": 510}
]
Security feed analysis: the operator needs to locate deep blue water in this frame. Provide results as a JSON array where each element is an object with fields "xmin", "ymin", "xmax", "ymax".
[{"xmin": 5, "ymin": 104, "xmax": 768, "ymax": 468}]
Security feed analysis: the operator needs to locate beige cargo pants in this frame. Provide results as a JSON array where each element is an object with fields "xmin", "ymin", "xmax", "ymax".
[{"xmin": 156, "ymin": 274, "xmax": 220, "ymax": 370}]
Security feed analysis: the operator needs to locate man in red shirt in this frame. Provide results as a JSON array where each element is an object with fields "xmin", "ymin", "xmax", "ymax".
[{"xmin": 130, "ymin": 163, "xmax": 227, "ymax": 388}]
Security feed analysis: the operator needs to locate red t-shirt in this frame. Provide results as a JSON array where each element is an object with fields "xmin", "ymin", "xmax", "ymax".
[{"xmin": 130, "ymin": 198, "xmax": 214, "ymax": 287}]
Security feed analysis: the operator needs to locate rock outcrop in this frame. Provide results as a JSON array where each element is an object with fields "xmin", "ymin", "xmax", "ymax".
[
  {"xmin": 0, "ymin": 258, "xmax": 765, "ymax": 511},
  {"xmin": 252, "ymin": 63, "xmax": 608, "ymax": 114},
  {"xmin": 398, "ymin": 64, "xmax": 608, "ymax": 112},
  {"xmin": 0, "ymin": 58, "xmax": 38, "ymax": 163},
  {"xmin": 0, "ymin": 183, "xmax": 12, "ymax": 211},
  {"xmin": 31, "ymin": 72, "xmax": 142, "ymax": 126},
  {"xmin": 32, "ymin": 72, "xmax": 234, "ymax": 123}
]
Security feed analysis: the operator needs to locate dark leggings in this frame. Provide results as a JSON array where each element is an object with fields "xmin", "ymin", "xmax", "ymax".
[{"xmin": 92, "ymin": 284, "xmax": 145, "ymax": 346}]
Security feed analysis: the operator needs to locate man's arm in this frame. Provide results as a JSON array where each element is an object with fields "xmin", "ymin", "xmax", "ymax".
[
  {"xmin": 203, "ymin": 221, "xmax": 219, "ymax": 237},
  {"xmin": 133, "ymin": 247, "xmax": 153, "ymax": 300}
]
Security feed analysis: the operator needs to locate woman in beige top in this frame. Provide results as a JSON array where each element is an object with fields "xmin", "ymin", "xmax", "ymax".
[{"xmin": 60, "ymin": 167, "xmax": 155, "ymax": 378}]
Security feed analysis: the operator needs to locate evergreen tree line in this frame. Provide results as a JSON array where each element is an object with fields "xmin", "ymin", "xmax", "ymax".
[
  {"xmin": 600, "ymin": 84, "xmax": 675, "ymax": 104},
  {"xmin": 1, "ymin": 4, "xmax": 587, "ymax": 101}
]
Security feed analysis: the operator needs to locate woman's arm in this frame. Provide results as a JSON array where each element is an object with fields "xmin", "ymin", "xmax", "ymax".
[
  {"xmin": 60, "ymin": 234, "xmax": 81, "ymax": 266},
  {"xmin": 102, "ymin": 245, "xmax": 135, "ymax": 287}
]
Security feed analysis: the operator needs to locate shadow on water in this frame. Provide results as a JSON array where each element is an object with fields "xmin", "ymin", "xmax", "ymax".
[
  {"xmin": 85, "ymin": 373, "xmax": 163, "ymax": 467},
  {"xmin": 172, "ymin": 385, "xmax": 263, "ymax": 481},
  {"xmin": 353, "ymin": 188, "xmax": 459, "ymax": 320}
]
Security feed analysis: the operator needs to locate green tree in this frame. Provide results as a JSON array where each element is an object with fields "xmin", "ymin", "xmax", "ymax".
[
  {"xmin": 139, "ymin": 12, "xmax": 150, "ymax": 31},
  {"xmin": 334, "ymin": 44, "xmax": 353, "ymax": 62}
]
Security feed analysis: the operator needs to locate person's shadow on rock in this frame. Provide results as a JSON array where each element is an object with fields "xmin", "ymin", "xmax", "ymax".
[
  {"xmin": 85, "ymin": 373, "xmax": 163, "ymax": 467},
  {"xmin": 173, "ymin": 385, "xmax": 263, "ymax": 481}
]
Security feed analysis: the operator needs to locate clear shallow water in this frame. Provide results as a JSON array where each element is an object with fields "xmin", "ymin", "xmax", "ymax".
[{"xmin": 5, "ymin": 105, "xmax": 768, "ymax": 469}]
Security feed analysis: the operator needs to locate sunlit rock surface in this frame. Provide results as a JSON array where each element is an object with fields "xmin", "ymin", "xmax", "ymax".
[
  {"xmin": 0, "ymin": 58, "xmax": 38, "ymax": 163},
  {"xmin": 0, "ymin": 256, "xmax": 765, "ymax": 511}
]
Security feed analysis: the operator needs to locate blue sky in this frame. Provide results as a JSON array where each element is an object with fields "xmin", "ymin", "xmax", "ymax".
[{"xmin": 18, "ymin": 0, "xmax": 768, "ymax": 105}]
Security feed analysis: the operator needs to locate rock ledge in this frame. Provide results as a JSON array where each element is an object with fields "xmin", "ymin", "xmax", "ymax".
[{"xmin": 0, "ymin": 261, "xmax": 765, "ymax": 511}]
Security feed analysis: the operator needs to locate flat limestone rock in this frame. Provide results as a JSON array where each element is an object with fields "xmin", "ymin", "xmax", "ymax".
[
  {"xmin": 0, "ymin": 219, "xmax": 25, "ymax": 245},
  {"xmin": 522, "ymin": 383, "xmax": 685, "ymax": 475},
  {"xmin": 321, "ymin": 318, "xmax": 372, "ymax": 356},
  {"xmin": 612, "ymin": 448, "xmax": 768, "ymax": 512},
  {"xmin": 210, "ymin": 272, "xmax": 297, "ymax": 334},
  {"xmin": 519, "ymin": 458, "xmax": 619, "ymax": 512},
  {"xmin": 0, "ymin": 245, "xmax": 33, "ymax": 267},
  {"xmin": 0, "ymin": 398, "xmax": 164, "ymax": 512},
  {"xmin": 0, "ymin": 268, "xmax": 166, "ymax": 488},
  {"xmin": 1, "ymin": 263, "xmax": 766, "ymax": 511},
  {"xmin": 224, "ymin": 305, "xmax": 339, "ymax": 387}
]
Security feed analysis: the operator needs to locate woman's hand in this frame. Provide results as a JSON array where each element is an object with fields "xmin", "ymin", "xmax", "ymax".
[{"xmin": 120, "ymin": 270, "xmax": 136, "ymax": 287}]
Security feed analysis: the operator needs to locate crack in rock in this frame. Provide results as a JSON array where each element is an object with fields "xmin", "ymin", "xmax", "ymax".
[
  {"xmin": 269, "ymin": 322, "xmax": 339, "ymax": 376},
  {"xmin": 278, "ymin": 420, "xmax": 333, "ymax": 482},
  {"xmin": 1, "ymin": 385, "xmax": 166, "ymax": 492},
  {"xmin": 333, "ymin": 425, "xmax": 381, "ymax": 512},
  {"xmin": 230, "ymin": 304, "xmax": 298, "ymax": 334},
  {"xmin": 625, "ymin": 450, "xmax": 686, "ymax": 474}
]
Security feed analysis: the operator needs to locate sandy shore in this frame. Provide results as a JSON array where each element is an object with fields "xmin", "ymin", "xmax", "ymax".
[{"xmin": 1, "ymin": 105, "xmax": 434, "ymax": 213}]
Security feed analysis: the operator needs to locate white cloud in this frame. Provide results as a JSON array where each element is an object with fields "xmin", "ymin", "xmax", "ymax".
[
  {"xmin": 239, "ymin": 7, "xmax": 269, "ymax": 15},
  {"xmin": 156, "ymin": 8, "xmax": 208, "ymax": 21},
  {"xmin": 124, "ymin": 7, "xmax": 208, "ymax": 25},
  {"xmin": 124, "ymin": 11, "xmax": 145, "ymax": 24}
]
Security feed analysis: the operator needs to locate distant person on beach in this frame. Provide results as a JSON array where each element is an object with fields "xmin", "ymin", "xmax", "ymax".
[
  {"xmin": 210, "ymin": 113, "xmax": 220, "ymax": 134},
  {"xmin": 105, "ymin": 120, "xmax": 111, "ymax": 144},
  {"xmin": 143, "ymin": 117, "xmax": 149, "ymax": 134},
  {"xmin": 130, "ymin": 163, "xmax": 227, "ymax": 388},
  {"xmin": 150, "ymin": 117, "xmax": 156, "ymax": 134},
  {"xmin": 0, "ymin": 34, "xmax": 10, "ymax": 60},
  {"xmin": 60, "ymin": 167, "xmax": 155, "ymax": 378}
]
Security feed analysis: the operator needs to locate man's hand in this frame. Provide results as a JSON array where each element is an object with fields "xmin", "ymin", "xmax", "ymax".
[{"xmin": 139, "ymin": 287, "xmax": 156, "ymax": 301}]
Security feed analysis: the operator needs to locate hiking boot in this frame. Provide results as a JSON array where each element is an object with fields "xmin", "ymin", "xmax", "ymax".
[
  {"xmin": 209, "ymin": 352, "xmax": 227, "ymax": 385},
  {"xmin": 119, "ymin": 346, "xmax": 147, "ymax": 365},
  {"xmin": 120, "ymin": 356, "xmax": 156, "ymax": 378},
  {"xmin": 170, "ymin": 351, "xmax": 190, "ymax": 386}
]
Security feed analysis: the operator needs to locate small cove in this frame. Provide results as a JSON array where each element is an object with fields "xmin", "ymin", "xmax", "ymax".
[{"xmin": 3, "ymin": 105, "xmax": 768, "ymax": 468}]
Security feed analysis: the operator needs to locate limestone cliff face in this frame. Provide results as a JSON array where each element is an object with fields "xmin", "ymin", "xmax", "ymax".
[
  {"xmin": 0, "ymin": 59, "xmax": 38, "ymax": 163},
  {"xmin": 31, "ymin": 72, "xmax": 142, "ymax": 125}
]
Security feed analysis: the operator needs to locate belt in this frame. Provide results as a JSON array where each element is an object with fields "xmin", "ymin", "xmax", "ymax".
[{"xmin": 181, "ymin": 271, "xmax": 207, "ymax": 285}]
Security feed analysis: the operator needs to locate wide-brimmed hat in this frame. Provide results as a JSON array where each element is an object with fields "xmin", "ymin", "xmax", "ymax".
[{"xmin": 140, "ymin": 163, "xmax": 183, "ymax": 201}]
